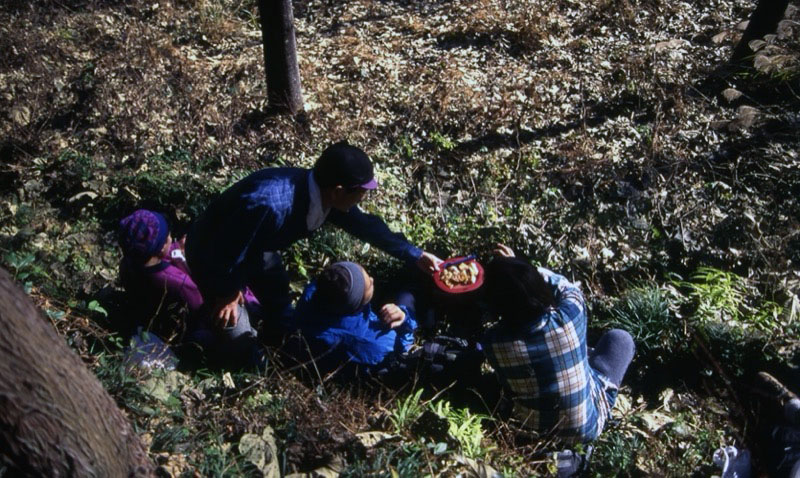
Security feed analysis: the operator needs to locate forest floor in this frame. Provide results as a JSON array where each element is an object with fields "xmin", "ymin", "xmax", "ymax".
[{"xmin": 1, "ymin": 0, "xmax": 800, "ymax": 476}]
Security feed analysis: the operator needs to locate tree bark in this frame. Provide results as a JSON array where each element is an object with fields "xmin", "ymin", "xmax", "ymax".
[
  {"xmin": 258, "ymin": 0, "xmax": 304, "ymax": 114},
  {"xmin": 731, "ymin": 0, "xmax": 791, "ymax": 63},
  {"xmin": 0, "ymin": 267, "xmax": 154, "ymax": 477}
]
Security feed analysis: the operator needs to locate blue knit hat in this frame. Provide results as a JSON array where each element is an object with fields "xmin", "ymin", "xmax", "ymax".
[{"xmin": 118, "ymin": 209, "xmax": 169, "ymax": 264}]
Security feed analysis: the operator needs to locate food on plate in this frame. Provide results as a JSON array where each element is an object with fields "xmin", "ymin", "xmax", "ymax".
[{"xmin": 439, "ymin": 261, "xmax": 480, "ymax": 288}]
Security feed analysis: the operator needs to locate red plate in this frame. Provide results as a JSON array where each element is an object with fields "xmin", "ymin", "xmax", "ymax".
[{"xmin": 432, "ymin": 256, "xmax": 484, "ymax": 293}]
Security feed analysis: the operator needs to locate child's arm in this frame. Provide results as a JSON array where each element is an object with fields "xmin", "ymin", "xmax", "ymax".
[
  {"xmin": 537, "ymin": 267, "xmax": 585, "ymax": 319},
  {"xmin": 395, "ymin": 305, "xmax": 417, "ymax": 332},
  {"xmin": 385, "ymin": 304, "xmax": 417, "ymax": 352},
  {"xmin": 378, "ymin": 304, "xmax": 408, "ymax": 329},
  {"xmin": 158, "ymin": 265, "xmax": 204, "ymax": 314}
]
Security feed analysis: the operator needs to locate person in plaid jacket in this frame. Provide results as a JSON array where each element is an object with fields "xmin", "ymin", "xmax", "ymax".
[{"xmin": 481, "ymin": 245, "xmax": 635, "ymax": 443}]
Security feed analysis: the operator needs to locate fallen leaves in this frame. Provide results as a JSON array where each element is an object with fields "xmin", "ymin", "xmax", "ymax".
[{"xmin": 239, "ymin": 427, "xmax": 280, "ymax": 478}]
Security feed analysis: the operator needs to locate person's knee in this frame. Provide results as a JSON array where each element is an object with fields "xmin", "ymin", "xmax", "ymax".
[
  {"xmin": 606, "ymin": 328, "xmax": 635, "ymax": 360},
  {"xmin": 591, "ymin": 329, "xmax": 635, "ymax": 386},
  {"xmin": 221, "ymin": 304, "xmax": 256, "ymax": 340},
  {"xmin": 394, "ymin": 291, "xmax": 416, "ymax": 311}
]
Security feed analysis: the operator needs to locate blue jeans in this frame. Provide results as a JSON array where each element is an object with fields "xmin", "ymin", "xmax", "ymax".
[{"xmin": 588, "ymin": 329, "xmax": 635, "ymax": 386}]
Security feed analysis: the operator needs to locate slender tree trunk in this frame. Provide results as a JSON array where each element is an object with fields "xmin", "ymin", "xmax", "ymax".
[
  {"xmin": 0, "ymin": 267, "xmax": 154, "ymax": 477},
  {"xmin": 258, "ymin": 0, "xmax": 304, "ymax": 114},
  {"xmin": 731, "ymin": 0, "xmax": 791, "ymax": 63}
]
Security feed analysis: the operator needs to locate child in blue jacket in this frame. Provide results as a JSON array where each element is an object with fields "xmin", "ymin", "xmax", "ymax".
[{"xmin": 292, "ymin": 261, "xmax": 417, "ymax": 374}]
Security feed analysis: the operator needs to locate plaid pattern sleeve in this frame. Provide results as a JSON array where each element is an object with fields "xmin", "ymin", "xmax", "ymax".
[{"xmin": 483, "ymin": 268, "xmax": 614, "ymax": 443}]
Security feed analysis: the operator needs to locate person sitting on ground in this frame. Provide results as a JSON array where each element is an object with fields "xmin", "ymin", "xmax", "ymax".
[
  {"xmin": 481, "ymin": 244, "xmax": 635, "ymax": 443},
  {"xmin": 290, "ymin": 261, "xmax": 417, "ymax": 377},
  {"xmin": 118, "ymin": 209, "xmax": 262, "ymax": 368}
]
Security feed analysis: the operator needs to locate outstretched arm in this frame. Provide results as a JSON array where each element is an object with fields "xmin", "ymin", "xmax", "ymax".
[
  {"xmin": 415, "ymin": 251, "xmax": 443, "ymax": 273},
  {"xmin": 328, "ymin": 206, "xmax": 433, "ymax": 266}
]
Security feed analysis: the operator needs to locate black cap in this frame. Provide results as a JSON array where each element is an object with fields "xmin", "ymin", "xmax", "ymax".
[{"xmin": 313, "ymin": 142, "xmax": 378, "ymax": 189}]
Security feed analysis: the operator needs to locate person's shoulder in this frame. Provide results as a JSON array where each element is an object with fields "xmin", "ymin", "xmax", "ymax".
[
  {"xmin": 232, "ymin": 167, "xmax": 305, "ymax": 190},
  {"xmin": 237, "ymin": 168, "xmax": 307, "ymax": 205},
  {"xmin": 247, "ymin": 167, "xmax": 307, "ymax": 181},
  {"xmin": 536, "ymin": 266, "xmax": 558, "ymax": 280},
  {"xmin": 158, "ymin": 261, "xmax": 193, "ymax": 282}
]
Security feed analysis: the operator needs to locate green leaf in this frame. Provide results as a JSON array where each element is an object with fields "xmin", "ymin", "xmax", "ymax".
[
  {"xmin": 87, "ymin": 300, "xmax": 108, "ymax": 317},
  {"xmin": 46, "ymin": 309, "xmax": 65, "ymax": 320},
  {"xmin": 433, "ymin": 442, "xmax": 448, "ymax": 455}
]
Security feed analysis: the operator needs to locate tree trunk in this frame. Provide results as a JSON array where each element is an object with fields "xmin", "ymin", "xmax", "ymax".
[
  {"xmin": 258, "ymin": 0, "xmax": 304, "ymax": 114},
  {"xmin": 731, "ymin": 0, "xmax": 791, "ymax": 63},
  {"xmin": 0, "ymin": 267, "xmax": 154, "ymax": 477}
]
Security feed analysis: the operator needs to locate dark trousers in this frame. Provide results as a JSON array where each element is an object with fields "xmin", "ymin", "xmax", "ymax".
[
  {"xmin": 245, "ymin": 251, "xmax": 293, "ymax": 323},
  {"xmin": 182, "ymin": 303, "xmax": 263, "ymax": 369}
]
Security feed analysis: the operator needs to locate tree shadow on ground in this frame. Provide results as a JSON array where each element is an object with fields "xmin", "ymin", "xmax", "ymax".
[
  {"xmin": 0, "ymin": 0, "xmax": 129, "ymax": 14},
  {"xmin": 687, "ymin": 66, "xmax": 800, "ymax": 267},
  {"xmin": 434, "ymin": 29, "xmax": 539, "ymax": 58},
  {"xmin": 294, "ymin": 0, "xmax": 450, "ymax": 36},
  {"xmin": 692, "ymin": 62, "xmax": 800, "ymax": 111},
  {"xmin": 433, "ymin": 89, "xmax": 656, "ymax": 159}
]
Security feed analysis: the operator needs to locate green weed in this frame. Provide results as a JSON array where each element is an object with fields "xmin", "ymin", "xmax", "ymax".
[
  {"xmin": 191, "ymin": 442, "xmax": 251, "ymax": 478},
  {"xmin": 430, "ymin": 131, "xmax": 456, "ymax": 151},
  {"xmin": 109, "ymin": 148, "xmax": 224, "ymax": 220},
  {"xmin": 431, "ymin": 400, "xmax": 491, "ymax": 458},
  {"xmin": 2, "ymin": 250, "xmax": 52, "ymax": 293},
  {"xmin": 86, "ymin": 299, "xmax": 108, "ymax": 317},
  {"xmin": 394, "ymin": 135, "xmax": 415, "ymax": 159},
  {"xmin": 4, "ymin": 250, "xmax": 36, "ymax": 280},
  {"xmin": 673, "ymin": 266, "xmax": 785, "ymax": 335},
  {"xmin": 341, "ymin": 442, "xmax": 428, "ymax": 478},
  {"xmin": 677, "ymin": 267, "xmax": 745, "ymax": 324},
  {"xmin": 590, "ymin": 431, "xmax": 644, "ymax": 477},
  {"xmin": 389, "ymin": 389, "xmax": 426, "ymax": 434},
  {"xmin": 151, "ymin": 425, "xmax": 191, "ymax": 453},
  {"xmin": 602, "ymin": 285, "xmax": 682, "ymax": 361},
  {"xmin": 244, "ymin": 391, "xmax": 286, "ymax": 416},
  {"xmin": 56, "ymin": 150, "xmax": 98, "ymax": 182},
  {"xmin": 92, "ymin": 339, "xmax": 151, "ymax": 414}
]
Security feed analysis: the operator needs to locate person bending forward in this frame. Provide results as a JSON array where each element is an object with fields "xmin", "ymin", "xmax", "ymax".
[{"xmin": 185, "ymin": 142, "xmax": 441, "ymax": 330}]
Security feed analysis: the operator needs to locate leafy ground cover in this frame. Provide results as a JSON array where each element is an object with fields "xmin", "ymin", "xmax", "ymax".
[{"xmin": 1, "ymin": 0, "xmax": 799, "ymax": 475}]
